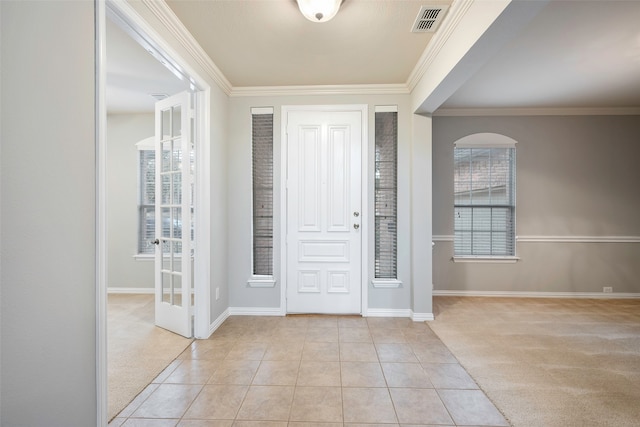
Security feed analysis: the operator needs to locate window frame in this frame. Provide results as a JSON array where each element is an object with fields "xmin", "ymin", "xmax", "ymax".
[
  {"xmin": 136, "ymin": 137, "xmax": 156, "ymax": 259},
  {"xmin": 453, "ymin": 133, "xmax": 519, "ymax": 262}
]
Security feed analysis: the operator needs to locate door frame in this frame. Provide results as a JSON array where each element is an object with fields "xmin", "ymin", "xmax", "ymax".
[
  {"xmin": 96, "ymin": 0, "xmax": 212, "ymax": 424},
  {"xmin": 280, "ymin": 105, "xmax": 369, "ymax": 316}
]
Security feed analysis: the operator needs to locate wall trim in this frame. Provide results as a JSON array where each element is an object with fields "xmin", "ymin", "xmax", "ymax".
[
  {"xmin": 371, "ymin": 279, "xmax": 403, "ymax": 289},
  {"xmin": 247, "ymin": 277, "xmax": 277, "ymax": 288},
  {"xmin": 140, "ymin": 0, "xmax": 233, "ymax": 95},
  {"xmin": 433, "ymin": 235, "xmax": 640, "ymax": 243},
  {"xmin": 107, "ymin": 287, "xmax": 154, "ymax": 294},
  {"xmin": 231, "ymin": 84, "xmax": 409, "ymax": 97},
  {"xmin": 411, "ymin": 311, "xmax": 435, "ymax": 322},
  {"xmin": 367, "ymin": 308, "xmax": 412, "ymax": 318},
  {"xmin": 434, "ymin": 107, "xmax": 640, "ymax": 116},
  {"xmin": 434, "ymin": 290, "xmax": 640, "ymax": 299},
  {"xmin": 229, "ymin": 307, "xmax": 284, "ymax": 316},
  {"xmin": 207, "ymin": 308, "xmax": 230, "ymax": 338}
]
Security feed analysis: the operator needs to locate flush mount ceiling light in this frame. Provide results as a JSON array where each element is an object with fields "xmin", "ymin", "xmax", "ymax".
[{"xmin": 296, "ymin": 0, "xmax": 342, "ymax": 23}]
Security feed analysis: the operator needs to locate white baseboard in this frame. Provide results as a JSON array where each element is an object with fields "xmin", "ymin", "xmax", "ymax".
[
  {"xmin": 366, "ymin": 308, "xmax": 411, "ymax": 318},
  {"xmin": 433, "ymin": 290, "xmax": 640, "ymax": 299},
  {"xmin": 206, "ymin": 308, "xmax": 230, "ymax": 338},
  {"xmin": 411, "ymin": 311, "xmax": 435, "ymax": 322},
  {"xmin": 107, "ymin": 287, "xmax": 154, "ymax": 294},
  {"xmin": 228, "ymin": 307, "xmax": 284, "ymax": 316}
]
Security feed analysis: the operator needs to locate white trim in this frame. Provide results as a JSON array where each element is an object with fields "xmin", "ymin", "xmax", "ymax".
[
  {"xmin": 434, "ymin": 107, "xmax": 640, "ymax": 117},
  {"xmin": 207, "ymin": 308, "xmax": 230, "ymax": 338},
  {"xmin": 251, "ymin": 107, "xmax": 274, "ymax": 115},
  {"xmin": 374, "ymin": 105, "xmax": 398, "ymax": 113},
  {"xmin": 517, "ymin": 235, "xmax": 640, "ymax": 243},
  {"xmin": 95, "ymin": 0, "xmax": 108, "ymax": 424},
  {"xmin": 140, "ymin": 0, "xmax": 233, "ymax": 94},
  {"xmin": 371, "ymin": 279, "xmax": 403, "ymax": 289},
  {"xmin": 411, "ymin": 311, "xmax": 435, "ymax": 322},
  {"xmin": 247, "ymin": 277, "xmax": 277, "ymax": 288},
  {"xmin": 366, "ymin": 308, "xmax": 411, "ymax": 318},
  {"xmin": 280, "ymin": 105, "xmax": 369, "ymax": 316},
  {"xmin": 433, "ymin": 290, "xmax": 640, "ymax": 299},
  {"xmin": 229, "ymin": 307, "xmax": 284, "ymax": 316},
  {"xmin": 406, "ymin": 0, "xmax": 474, "ymax": 91},
  {"xmin": 107, "ymin": 287, "xmax": 154, "ymax": 294},
  {"xmin": 433, "ymin": 234, "xmax": 454, "ymax": 242},
  {"xmin": 135, "ymin": 136, "xmax": 155, "ymax": 150},
  {"xmin": 232, "ymin": 84, "xmax": 409, "ymax": 97},
  {"xmin": 454, "ymin": 132, "xmax": 517, "ymax": 148},
  {"xmin": 453, "ymin": 256, "xmax": 520, "ymax": 264}
]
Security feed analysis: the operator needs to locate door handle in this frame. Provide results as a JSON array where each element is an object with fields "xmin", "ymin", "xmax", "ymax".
[
  {"xmin": 353, "ymin": 224, "xmax": 360, "ymax": 230},
  {"xmin": 152, "ymin": 239, "xmax": 160, "ymax": 245}
]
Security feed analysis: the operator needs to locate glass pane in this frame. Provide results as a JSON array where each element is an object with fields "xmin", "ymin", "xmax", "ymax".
[
  {"xmin": 172, "ymin": 105, "xmax": 182, "ymax": 137},
  {"xmin": 161, "ymin": 174, "xmax": 171, "ymax": 204},
  {"xmin": 162, "ymin": 208, "xmax": 171, "ymax": 238},
  {"xmin": 172, "ymin": 274, "xmax": 182, "ymax": 307},
  {"xmin": 162, "ymin": 272, "xmax": 172, "ymax": 304},
  {"xmin": 472, "ymin": 207, "xmax": 491, "ymax": 231},
  {"xmin": 172, "ymin": 173, "xmax": 182, "ymax": 204},
  {"xmin": 172, "ymin": 208, "xmax": 182, "ymax": 239},
  {"xmin": 162, "ymin": 141, "xmax": 171, "ymax": 172},
  {"xmin": 173, "ymin": 241, "xmax": 182, "ymax": 272},
  {"xmin": 472, "ymin": 231, "xmax": 491, "ymax": 255},
  {"xmin": 161, "ymin": 109, "xmax": 170, "ymax": 139}
]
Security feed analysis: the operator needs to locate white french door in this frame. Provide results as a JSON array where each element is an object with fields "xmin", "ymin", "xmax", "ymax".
[
  {"xmin": 286, "ymin": 109, "xmax": 363, "ymax": 314},
  {"xmin": 154, "ymin": 91, "xmax": 194, "ymax": 338}
]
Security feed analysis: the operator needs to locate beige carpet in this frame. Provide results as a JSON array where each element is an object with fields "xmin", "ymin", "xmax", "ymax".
[
  {"xmin": 108, "ymin": 294, "xmax": 193, "ymax": 421},
  {"xmin": 429, "ymin": 296, "xmax": 640, "ymax": 427}
]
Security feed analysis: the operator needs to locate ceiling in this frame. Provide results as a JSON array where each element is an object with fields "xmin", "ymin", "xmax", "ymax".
[{"xmin": 107, "ymin": 0, "xmax": 640, "ymax": 113}]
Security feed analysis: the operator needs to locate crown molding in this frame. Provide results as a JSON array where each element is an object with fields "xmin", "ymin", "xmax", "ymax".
[
  {"xmin": 434, "ymin": 107, "xmax": 640, "ymax": 116},
  {"xmin": 230, "ymin": 84, "xmax": 410, "ymax": 98},
  {"xmin": 406, "ymin": 0, "xmax": 474, "ymax": 92},
  {"xmin": 141, "ymin": 0, "xmax": 233, "ymax": 95}
]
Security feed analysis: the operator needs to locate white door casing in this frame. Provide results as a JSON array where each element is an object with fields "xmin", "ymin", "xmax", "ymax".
[
  {"xmin": 284, "ymin": 106, "xmax": 367, "ymax": 314},
  {"xmin": 154, "ymin": 91, "xmax": 194, "ymax": 337}
]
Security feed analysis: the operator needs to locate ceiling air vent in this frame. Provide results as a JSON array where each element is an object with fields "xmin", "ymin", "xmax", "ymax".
[
  {"xmin": 411, "ymin": 5, "xmax": 449, "ymax": 33},
  {"xmin": 149, "ymin": 93, "xmax": 169, "ymax": 101}
]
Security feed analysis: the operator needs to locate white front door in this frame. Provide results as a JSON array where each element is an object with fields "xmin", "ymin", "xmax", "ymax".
[
  {"xmin": 154, "ymin": 91, "xmax": 193, "ymax": 338},
  {"xmin": 286, "ymin": 109, "xmax": 363, "ymax": 314}
]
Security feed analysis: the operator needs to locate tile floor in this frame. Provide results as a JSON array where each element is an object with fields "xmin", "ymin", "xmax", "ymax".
[{"xmin": 110, "ymin": 315, "xmax": 508, "ymax": 426}]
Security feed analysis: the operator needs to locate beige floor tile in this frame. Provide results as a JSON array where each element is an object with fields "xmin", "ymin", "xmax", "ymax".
[
  {"xmin": 340, "ymin": 342, "xmax": 379, "ymax": 362},
  {"xmin": 252, "ymin": 360, "xmax": 300, "ymax": 385},
  {"xmin": 132, "ymin": 384, "xmax": 203, "ymax": 418},
  {"xmin": 288, "ymin": 423, "xmax": 342, "ymax": 427},
  {"xmin": 117, "ymin": 384, "xmax": 160, "ymax": 418},
  {"xmin": 152, "ymin": 360, "xmax": 182, "ymax": 383},
  {"xmin": 341, "ymin": 362, "xmax": 387, "ymax": 387},
  {"xmin": 410, "ymin": 342, "xmax": 458, "ymax": 364},
  {"xmin": 342, "ymin": 387, "xmax": 398, "ymax": 424},
  {"xmin": 339, "ymin": 327, "xmax": 373, "ymax": 343},
  {"xmin": 371, "ymin": 328, "xmax": 408, "ymax": 344},
  {"xmin": 437, "ymin": 389, "xmax": 509, "ymax": 426},
  {"xmin": 207, "ymin": 360, "xmax": 260, "ymax": 385},
  {"xmin": 236, "ymin": 385, "xmax": 295, "ymax": 421},
  {"xmin": 367, "ymin": 317, "xmax": 412, "ymax": 329},
  {"xmin": 306, "ymin": 316, "xmax": 339, "ymax": 328},
  {"xmin": 177, "ymin": 421, "xmax": 233, "ymax": 427},
  {"xmin": 182, "ymin": 385, "xmax": 248, "ymax": 420},
  {"xmin": 306, "ymin": 327, "xmax": 339, "ymax": 342},
  {"xmin": 289, "ymin": 386, "xmax": 343, "ymax": 422},
  {"xmin": 164, "ymin": 359, "xmax": 219, "ymax": 384},
  {"xmin": 225, "ymin": 342, "xmax": 268, "ymax": 361},
  {"xmin": 375, "ymin": 343, "xmax": 418, "ymax": 363},
  {"xmin": 188, "ymin": 341, "xmax": 234, "ymax": 360},
  {"xmin": 389, "ymin": 388, "xmax": 453, "ymax": 425},
  {"xmin": 422, "ymin": 362, "xmax": 478, "ymax": 389},
  {"xmin": 108, "ymin": 418, "xmax": 126, "ymax": 427},
  {"xmin": 302, "ymin": 341, "xmax": 340, "ymax": 361},
  {"xmin": 122, "ymin": 420, "xmax": 179, "ymax": 427},
  {"xmin": 263, "ymin": 341, "xmax": 304, "ymax": 361},
  {"xmin": 232, "ymin": 422, "xmax": 287, "ymax": 427},
  {"xmin": 297, "ymin": 361, "xmax": 342, "ymax": 386},
  {"xmin": 338, "ymin": 316, "xmax": 368, "ymax": 328},
  {"xmin": 380, "ymin": 362, "xmax": 432, "ymax": 388}
]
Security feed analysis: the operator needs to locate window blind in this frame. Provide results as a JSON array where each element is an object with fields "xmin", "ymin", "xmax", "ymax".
[
  {"xmin": 252, "ymin": 111, "xmax": 274, "ymax": 276},
  {"xmin": 454, "ymin": 147, "xmax": 516, "ymax": 256},
  {"xmin": 138, "ymin": 149, "xmax": 156, "ymax": 254},
  {"xmin": 374, "ymin": 110, "xmax": 398, "ymax": 278}
]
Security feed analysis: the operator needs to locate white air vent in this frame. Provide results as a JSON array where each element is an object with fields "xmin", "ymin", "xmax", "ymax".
[
  {"xmin": 150, "ymin": 93, "xmax": 169, "ymax": 101},
  {"xmin": 411, "ymin": 5, "xmax": 449, "ymax": 33}
]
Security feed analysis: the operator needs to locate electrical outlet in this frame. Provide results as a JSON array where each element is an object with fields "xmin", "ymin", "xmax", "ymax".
[
  {"xmin": 603, "ymin": 286, "xmax": 613, "ymax": 293},
  {"xmin": 215, "ymin": 287, "xmax": 220, "ymax": 300}
]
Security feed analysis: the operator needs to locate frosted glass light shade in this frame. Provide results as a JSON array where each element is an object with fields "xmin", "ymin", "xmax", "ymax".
[{"xmin": 296, "ymin": 0, "xmax": 342, "ymax": 23}]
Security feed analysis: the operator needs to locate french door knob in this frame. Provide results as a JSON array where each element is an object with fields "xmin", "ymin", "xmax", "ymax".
[{"xmin": 152, "ymin": 239, "xmax": 160, "ymax": 245}]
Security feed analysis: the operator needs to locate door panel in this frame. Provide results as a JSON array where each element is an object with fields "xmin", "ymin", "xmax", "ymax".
[
  {"xmin": 154, "ymin": 91, "xmax": 193, "ymax": 338},
  {"xmin": 286, "ymin": 110, "xmax": 362, "ymax": 314}
]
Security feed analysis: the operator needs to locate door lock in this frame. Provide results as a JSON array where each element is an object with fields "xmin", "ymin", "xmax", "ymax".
[
  {"xmin": 353, "ymin": 224, "xmax": 360, "ymax": 230},
  {"xmin": 353, "ymin": 211, "xmax": 360, "ymax": 217}
]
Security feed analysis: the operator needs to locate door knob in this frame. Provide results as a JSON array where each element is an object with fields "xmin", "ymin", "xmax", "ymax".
[
  {"xmin": 353, "ymin": 224, "xmax": 360, "ymax": 230},
  {"xmin": 353, "ymin": 211, "xmax": 360, "ymax": 217},
  {"xmin": 152, "ymin": 239, "xmax": 160, "ymax": 245}
]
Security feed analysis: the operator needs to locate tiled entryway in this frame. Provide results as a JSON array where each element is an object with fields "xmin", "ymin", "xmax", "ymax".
[{"xmin": 110, "ymin": 315, "xmax": 508, "ymax": 426}]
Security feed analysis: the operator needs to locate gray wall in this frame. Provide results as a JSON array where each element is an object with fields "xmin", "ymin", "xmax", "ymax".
[
  {"xmin": 433, "ymin": 115, "xmax": 640, "ymax": 294},
  {"xmin": 228, "ymin": 94, "xmax": 414, "ymax": 311},
  {"xmin": 0, "ymin": 1, "xmax": 97, "ymax": 425},
  {"xmin": 107, "ymin": 113, "xmax": 154, "ymax": 289}
]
